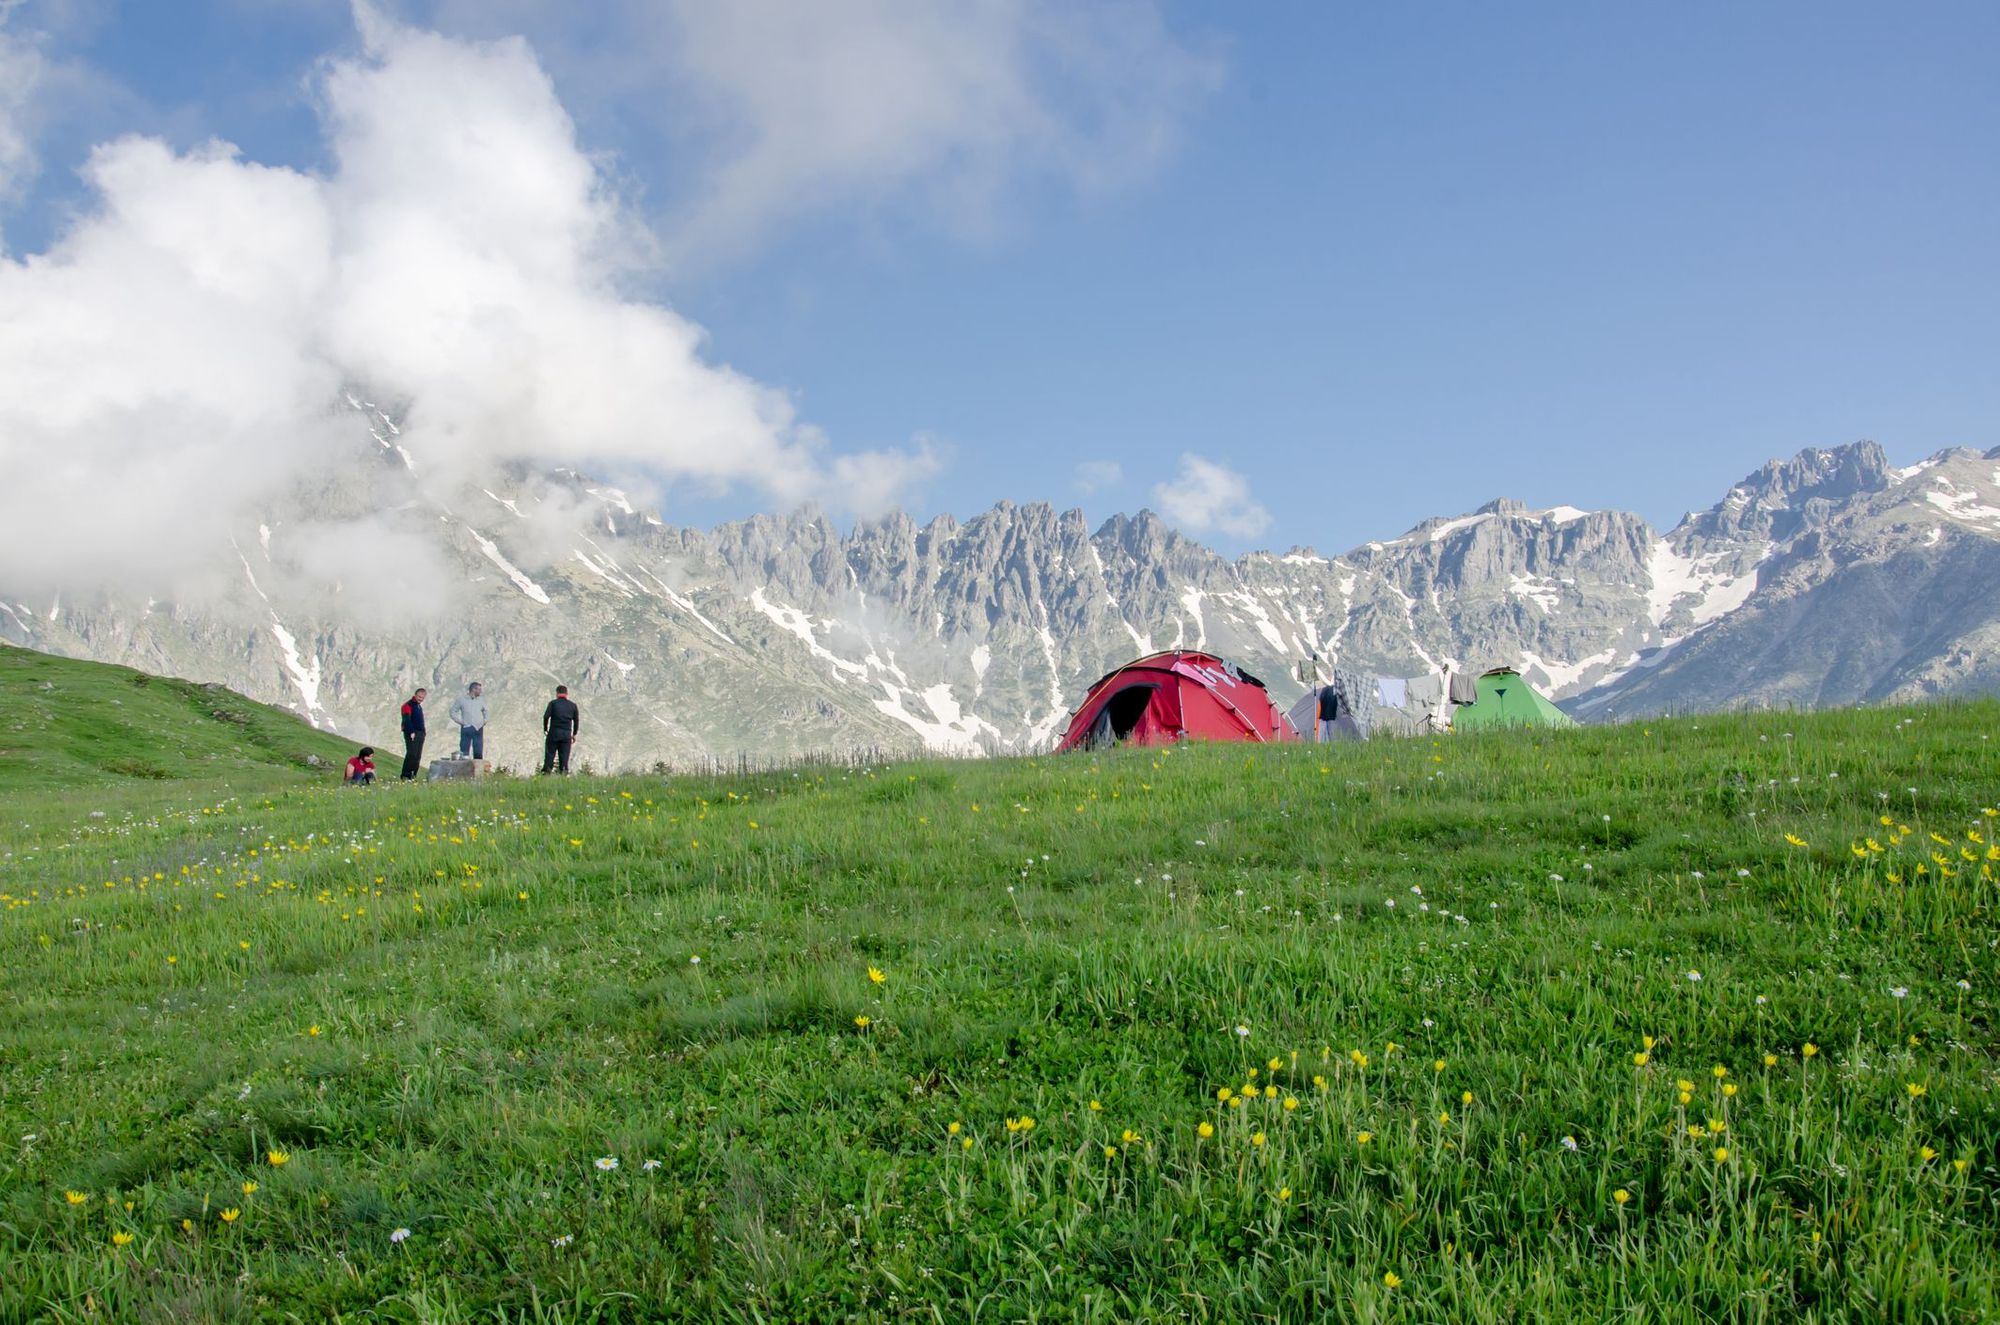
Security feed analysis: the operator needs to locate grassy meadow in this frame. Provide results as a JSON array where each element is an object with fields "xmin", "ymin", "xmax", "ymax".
[
  {"xmin": 0, "ymin": 644, "xmax": 361, "ymax": 794},
  {"xmin": 2, "ymin": 692, "xmax": 1998, "ymax": 1322}
]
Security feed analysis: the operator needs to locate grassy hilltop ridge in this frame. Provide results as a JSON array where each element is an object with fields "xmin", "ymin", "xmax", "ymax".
[
  {"xmin": 1, "ymin": 690, "xmax": 1997, "ymax": 1321},
  {"xmin": 0, "ymin": 643, "xmax": 366, "ymax": 793}
]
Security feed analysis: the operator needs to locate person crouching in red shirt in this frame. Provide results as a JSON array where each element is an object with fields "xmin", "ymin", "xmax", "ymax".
[{"xmin": 346, "ymin": 747, "xmax": 376, "ymax": 786}]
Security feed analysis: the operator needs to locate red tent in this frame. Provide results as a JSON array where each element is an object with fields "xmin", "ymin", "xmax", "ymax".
[{"xmin": 1056, "ymin": 650, "xmax": 1297, "ymax": 752}]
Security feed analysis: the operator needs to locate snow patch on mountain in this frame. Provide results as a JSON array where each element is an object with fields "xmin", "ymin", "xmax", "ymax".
[
  {"xmin": 467, "ymin": 528, "xmax": 551, "ymax": 604},
  {"xmin": 1507, "ymin": 573, "xmax": 1562, "ymax": 613},
  {"xmin": 269, "ymin": 620, "xmax": 325, "ymax": 725},
  {"xmin": 750, "ymin": 588, "xmax": 868, "ymax": 681},
  {"xmin": 1519, "ymin": 645, "xmax": 1620, "ymax": 694},
  {"xmin": 1924, "ymin": 482, "xmax": 2000, "ymax": 529},
  {"xmin": 1645, "ymin": 541, "xmax": 1766, "ymax": 630}
]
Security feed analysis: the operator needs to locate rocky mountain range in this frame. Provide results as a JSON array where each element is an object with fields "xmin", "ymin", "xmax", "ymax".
[{"xmin": 5, "ymin": 406, "xmax": 1997, "ymax": 770}]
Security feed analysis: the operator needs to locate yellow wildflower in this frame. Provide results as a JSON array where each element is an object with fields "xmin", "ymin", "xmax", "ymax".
[
  {"xmin": 241, "ymin": 1181, "xmax": 258, "ymax": 1196},
  {"xmin": 1633, "ymin": 1052, "xmax": 1649, "ymax": 1066},
  {"xmin": 867, "ymin": 966, "xmax": 886, "ymax": 985},
  {"xmin": 111, "ymin": 1231, "xmax": 135, "ymax": 1247},
  {"xmin": 64, "ymin": 1191, "xmax": 88, "ymax": 1206},
  {"xmin": 1383, "ymin": 1272, "xmax": 1402, "ymax": 1289},
  {"xmin": 1251, "ymin": 1131, "xmax": 1267, "ymax": 1147},
  {"xmin": 1713, "ymin": 1147, "xmax": 1729, "ymax": 1162},
  {"xmin": 1802, "ymin": 1043, "xmax": 1818, "ymax": 1058},
  {"xmin": 1197, "ymin": 1121, "xmax": 1215, "ymax": 1138},
  {"xmin": 1613, "ymin": 1189, "xmax": 1630, "ymax": 1205},
  {"xmin": 267, "ymin": 1150, "xmax": 289, "ymax": 1166},
  {"xmin": 854, "ymin": 1015, "xmax": 871, "ymax": 1028},
  {"xmin": 1356, "ymin": 1130, "xmax": 1373, "ymax": 1145},
  {"xmin": 1282, "ymin": 1097, "xmax": 1299, "ymax": 1111},
  {"xmin": 219, "ymin": 1208, "xmax": 240, "ymax": 1223}
]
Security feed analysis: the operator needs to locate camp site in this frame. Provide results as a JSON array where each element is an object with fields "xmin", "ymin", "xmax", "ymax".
[
  {"xmin": 3, "ymin": 641, "xmax": 1997, "ymax": 1321},
  {"xmin": 6, "ymin": 2, "xmax": 1999, "ymax": 1319},
  {"xmin": 1057, "ymin": 648, "xmax": 1571, "ymax": 753}
]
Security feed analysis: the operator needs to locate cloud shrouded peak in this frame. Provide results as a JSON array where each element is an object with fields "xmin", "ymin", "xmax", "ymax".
[
  {"xmin": 0, "ymin": 6, "xmax": 934, "ymax": 594},
  {"xmin": 1152, "ymin": 453, "xmax": 1271, "ymax": 540}
]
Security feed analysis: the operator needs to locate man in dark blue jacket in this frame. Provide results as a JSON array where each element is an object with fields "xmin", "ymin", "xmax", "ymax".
[
  {"xmin": 400, "ymin": 687, "xmax": 428, "ymax": 781},
  {"xmin": 541, "ymin": 685, "xmax": 580, "ymax": 774}
]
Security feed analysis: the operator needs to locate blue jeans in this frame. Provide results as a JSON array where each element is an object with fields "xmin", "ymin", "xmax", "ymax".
[{"xmin": 459, "ymin": 727, "xmax": 484, "ymax": 759}]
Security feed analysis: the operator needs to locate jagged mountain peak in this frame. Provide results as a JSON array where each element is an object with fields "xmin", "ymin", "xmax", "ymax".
[{"xmin": 7, "ymin": 431, "xmax": 1997, "ymax": 765}]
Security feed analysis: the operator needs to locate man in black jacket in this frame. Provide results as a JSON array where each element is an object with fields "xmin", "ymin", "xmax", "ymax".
[
  {"xmin": 541, "ymin": 685, "xmax": 580, "ymax": 774},
  {"xmin": 400, "ymin": 687, "xmax": 428, "ymax": 780},
  {"xmin": 1315, "ymin": 683, "xmax": 1340, "ymax": 742}
]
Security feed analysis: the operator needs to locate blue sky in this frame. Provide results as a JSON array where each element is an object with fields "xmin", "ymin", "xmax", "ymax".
[{"xmin": 3, "ymin": 0, "xmax": 1996, "ymax": 557}]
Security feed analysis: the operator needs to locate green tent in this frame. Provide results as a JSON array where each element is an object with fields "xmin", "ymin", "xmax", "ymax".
[{"xmin": 1451, "ymin": 667, "xmax": 1576, "ymax": 730}]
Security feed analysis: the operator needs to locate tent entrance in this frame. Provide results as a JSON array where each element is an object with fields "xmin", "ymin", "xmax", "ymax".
[{"xmin": 1089, "ymin": 682, "xmax": 1161, "ymax": 748}]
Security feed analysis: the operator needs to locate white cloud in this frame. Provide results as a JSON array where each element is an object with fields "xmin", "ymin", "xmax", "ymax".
[
  {"xmin": 1152, "ymin": 453, "xmax": 1271, "ymax": 539},
  {"xmin": 0, "ymin": 6, "xmax": 934, "ymax": 594},
  {"xmin": 423, "ymin": 0, "xmax": 1222, "ymax": 259},
  {"xmin": 660, "ymin": 0, "xmax": 1219, "ymax": 254},
  {"xmin": 1074, "ymin": 459, "xmax": 1123, "ymax": 494}
]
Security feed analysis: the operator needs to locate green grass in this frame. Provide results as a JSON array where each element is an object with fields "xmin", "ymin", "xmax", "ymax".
[
  {"xmin": 0, "ymin": 643, "xmax": 367, "ymax": 792},
  {"xmin": 1, "ymin": 698, "xmax": 1997, "ymax": 1322}
]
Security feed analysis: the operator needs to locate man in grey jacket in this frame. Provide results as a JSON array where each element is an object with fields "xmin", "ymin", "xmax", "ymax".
[{"xmin": 449, "ymin": 681, "xmax": 489, "ymax": 760}]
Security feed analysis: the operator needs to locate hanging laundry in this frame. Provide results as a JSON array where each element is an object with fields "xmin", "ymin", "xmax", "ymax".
[
  {"xmin": 1376, "ymin": 676, "xmax": 1409, "ymax": 708},
  {"xmin": 1406, "ymin": 674, "xmax": 1445, "ymax": 712},
  {"xmin": 1449, "ymin": 671, "xmax": 1480, "ymax": 705}
]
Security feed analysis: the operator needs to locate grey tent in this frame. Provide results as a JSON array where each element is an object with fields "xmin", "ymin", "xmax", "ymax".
[{"xmin": 1286, "ymin": 667, "xmax": 1375, "ymax": 741}]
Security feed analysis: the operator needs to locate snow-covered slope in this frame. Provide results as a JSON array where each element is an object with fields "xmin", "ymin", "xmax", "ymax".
[{"xmin": 5, "ymin": 421, "xmax": 1997, "ymax": 766}]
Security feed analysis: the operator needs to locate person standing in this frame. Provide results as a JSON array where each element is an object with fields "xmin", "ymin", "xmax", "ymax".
[
  {"xmin": 449, "ymin": 681, "xmax": 489, "ymax": 760},
  {"xmin": 1316, "ymin": 683, "xmax": 1341, "ymax": 742},
  {"xmin": 400, "ymin": 687, "xmax": 428, "ymax": 781},
  {"xmin": 541, "ymin": 685, "xmax": 580, "ymax": 775}
]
